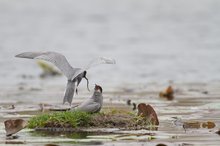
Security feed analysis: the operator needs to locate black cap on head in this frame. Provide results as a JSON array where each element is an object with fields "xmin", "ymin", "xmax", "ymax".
[{"xmin": 95, "ymin": 84, "xmax": 102, "ymax": 93}]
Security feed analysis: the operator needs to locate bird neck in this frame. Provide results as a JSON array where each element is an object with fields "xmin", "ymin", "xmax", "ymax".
[
  {"xmin": 92, "ymin": 91, "xmax": 103, "ymax": 104},
  {"xmin": 93, "ymin": 91, "xmax": 102, "ymax": 97}
]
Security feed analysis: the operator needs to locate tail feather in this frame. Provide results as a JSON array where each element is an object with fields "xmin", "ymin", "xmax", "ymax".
[{"xmin": 63, "ymin": 81, "xmax": 77, "ymax": 105}]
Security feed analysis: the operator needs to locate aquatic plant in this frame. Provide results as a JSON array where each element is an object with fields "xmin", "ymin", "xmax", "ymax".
[
  {"xmin": 27, "ymin": 109, "xmax": 157, "ymax": 130},
  {"xmin": 4, "ymin": 119, "xmax": 27, "ymax": 136},
  {"xmin": 28, "ymin": 111, "xmax": 91, "ymax": 129},
  {"xmin": 159, "ymin": 85, "xmax": 174, "ymax": 100},
  {"xmin": 37, "ymin": 60, "xmax": 61, "ymax": 78}
]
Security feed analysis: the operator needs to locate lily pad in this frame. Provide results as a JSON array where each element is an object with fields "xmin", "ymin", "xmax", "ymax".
[
  {"xmin": 4, "ymin": 119, "xmax": 27, "ymax": 136},
  {"xmin": 137, "ymin": 103, "xmax": 159, "ymax": 126},
  {"xmin": 159, "ymin": 86, "xmax": 174, "ymax": 100}
]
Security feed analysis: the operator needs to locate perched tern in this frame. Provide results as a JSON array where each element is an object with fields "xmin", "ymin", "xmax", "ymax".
[{"xmin": 73, "ymin": 84, "xmax": 103, "ymax": 113}]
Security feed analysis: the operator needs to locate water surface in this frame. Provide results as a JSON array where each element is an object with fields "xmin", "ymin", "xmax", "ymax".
[{"xmin": 0, "ymin": 0, "xmax": 220, "ymax": 87}]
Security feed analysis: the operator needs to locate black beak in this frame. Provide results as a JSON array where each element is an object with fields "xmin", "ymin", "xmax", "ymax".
[{"xmin": 84, "ymin": 76, "xmax": 90, "ymax": 92}]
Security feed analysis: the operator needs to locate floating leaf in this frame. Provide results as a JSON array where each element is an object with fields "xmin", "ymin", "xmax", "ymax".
[
  {"xmin": 216, "ymin": 129, "xmax": 220, "ymax": 135},
  {"xmin": 183, "ymin": 121, "xmax": 216, "ymax": 130},
  {"xmin": 137, "ymin": 103, "xmax": 159, "ymax": 126},
  {"xmin": 4, "ymin": 119, "xmax": 27, "ymax": 136},
  {"xmin": 156, "ymin": 144, "xmax": 167, "ymax": 146},
  {"xmin": 159, "ymin": 86, "xmax": 174, "ymax": 100},
  {"xmin": 202, "ymin": 121, "xmax": 215, "ymax": 129},
  {"xmin": 183, "ymin": 121, "xmax": 200, "ymax": 129}
]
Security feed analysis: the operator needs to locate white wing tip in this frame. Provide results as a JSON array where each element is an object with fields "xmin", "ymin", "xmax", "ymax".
[
  {"xmin": 15, "ymin": 52, "xmax": 35, "ymax": 58},
  {"xmin": 100, "ymin": 57, "xmax": 116, "ymax": 64},
  {"xmin": 15, "ymin": 53, "xmax": 23, "ymax": 58}
]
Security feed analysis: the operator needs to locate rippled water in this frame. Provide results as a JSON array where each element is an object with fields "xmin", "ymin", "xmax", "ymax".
[
  {"xmin": 1, "ymin": 83, "xmax": 220, "ymax": 145},
  {"xmin": 0, "ymin": 0, "xmax": 220, "ymax": 87}
]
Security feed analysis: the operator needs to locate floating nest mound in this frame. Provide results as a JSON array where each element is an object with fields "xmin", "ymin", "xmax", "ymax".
[
  {"xmin": 28, "ymin": 109, "xmax": 156, "ymax": 132},
  {"xmin": 89, "ymin": 110, "xmax": 152, "ymax": 130}
]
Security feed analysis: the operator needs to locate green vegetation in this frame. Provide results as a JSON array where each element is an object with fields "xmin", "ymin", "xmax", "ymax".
[
  {"xmin": 27, "ymin": 109, "xmax": 156, "ymax": 130},
  {"xmin": 37, "ymin": 60, "xmax": 61, "ymax": 78},
  {"xmin": 28, "ymin": 111, "xmax": 91, "ymax": 129}
]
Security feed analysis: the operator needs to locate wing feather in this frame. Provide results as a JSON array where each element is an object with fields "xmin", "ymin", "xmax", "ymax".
[
  {"xmin": 15, "ymin": 52, "xmax": 76, "ymax": 79},
  {"xmin": 77, "ymin": 101, "xmax": 101, "ymax": 113},
  {"xmin": 71, "ymin": 57, "xmax": 116, "ymax": 80}
]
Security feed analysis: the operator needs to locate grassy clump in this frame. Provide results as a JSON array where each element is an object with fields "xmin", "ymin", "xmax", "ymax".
[
  {"xmin": 27, "ymin": 109, "xmax": 156, "ymax": 130},
  {"xmin": 28, "ymin": 111, "xmax": 91, "ymax": 129},
  {"xmin": 89, "ymin": 109, "xmax": 154, "ymax": 130},
  {"xmin": 89, "ymin": 109, "xmax": 134, "ymax": 127}
]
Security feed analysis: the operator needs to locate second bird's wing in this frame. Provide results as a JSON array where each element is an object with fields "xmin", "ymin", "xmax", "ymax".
[
  {"xmin": 15, "ymin": 52, "xmax": 76, "ymax": 80},
  {"xmin": 71, "ymin": 57, "xmax": 116, "ymax": 81},
  {"xmin": 77, "ymin": 101, "xmax": 101, "ymax": 113}
]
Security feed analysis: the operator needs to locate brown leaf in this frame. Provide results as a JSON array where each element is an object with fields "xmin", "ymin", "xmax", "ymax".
[
  {"xmin": 4, "ymin": 119, "xmax": 27, "ymax": 136},
  {"xmin": 159, "ymin": 86, "xmax": 174, "ymax": 100},
  {"xmin": 202, "ymin": 121, "xmax": 216, "ymax": 129},
  {"xmin": 45, "ymin": 144, "xmax": 60, "ymax": 146},
  {"xmin": 183, "ymin": 121, "xmax": 216, "ymax": 130},
  {"xmin": 137, "ymin": 103, "xmax": 159, "ymax": 125},
  {"xmin": 156, "ymin": 144, "xmax": 167, "ymax": 146},
  {"xmin": 216, "ymin": 129, "xmax": 220, "ymax": 135},
  {"xmin": 183, "ymin": 121, "xmax": 200, "ymax": 129}
]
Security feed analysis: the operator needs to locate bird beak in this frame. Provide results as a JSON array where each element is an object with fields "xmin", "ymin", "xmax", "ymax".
[{"xmin": 84, "ymin": 76, "xmax": 90, "ymax": 92}]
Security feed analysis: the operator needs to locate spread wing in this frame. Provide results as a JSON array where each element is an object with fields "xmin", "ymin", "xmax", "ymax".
[
  {"xmin": 15, "ymin": 52, "xmax": 76, "ymax": 80},
  {"xmin": 71, "ymin": 57, "xmax": 116, "ymax": 81}
]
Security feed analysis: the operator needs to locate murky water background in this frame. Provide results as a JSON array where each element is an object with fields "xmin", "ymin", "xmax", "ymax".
[
  {"xmin": 0, "ymin": 0, "xmax": 220, "ymax": 145},
  {"xmin": 1, "ymin": 83, "xmax": 220, "ymax": 145},
  {"xmin": 0, "ymin": 0, "xmax": 220, "ymax": 87}
]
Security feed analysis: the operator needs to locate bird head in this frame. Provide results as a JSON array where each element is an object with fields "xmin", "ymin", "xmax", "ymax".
[
  {"xmin": 83, "ymin": 71, "xmax": 90, "ymax": 92},
  {"xmin": 95, "ymin": 84, "xmax": 102, "ymax": 93}
]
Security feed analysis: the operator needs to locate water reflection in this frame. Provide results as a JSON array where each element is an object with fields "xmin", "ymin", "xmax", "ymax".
[{"xmin": 30, "ymin": 131, "xmax": 88, "ymax": 139}]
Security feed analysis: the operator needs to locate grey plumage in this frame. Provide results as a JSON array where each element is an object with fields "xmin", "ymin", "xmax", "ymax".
[
  {"xmin": 63, "ymin": 80, "xmax": 77, "ymax": 104},
  {"xmin": 70, "ymin": 57, "xmax": 116, "ymax": 81},
  {"xmin": 15, "ymin": 51, "xmax": 115, "ymax": 105},
  {"xmin": 15, "ymin": 52, "xmax": 77, "ymax": 80},
  {"xmin": 73, "ymin": 85, "xmax": 103, "ymax": 113}
]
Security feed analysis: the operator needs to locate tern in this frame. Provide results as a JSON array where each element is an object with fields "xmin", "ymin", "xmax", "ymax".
[
  {"xmin": 15, "ymin": 52, "xmax": 115, "ymax": 105},
  {"xmin": 73, "ymin": 84, "xmax": 103, "ymax": 113}
]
